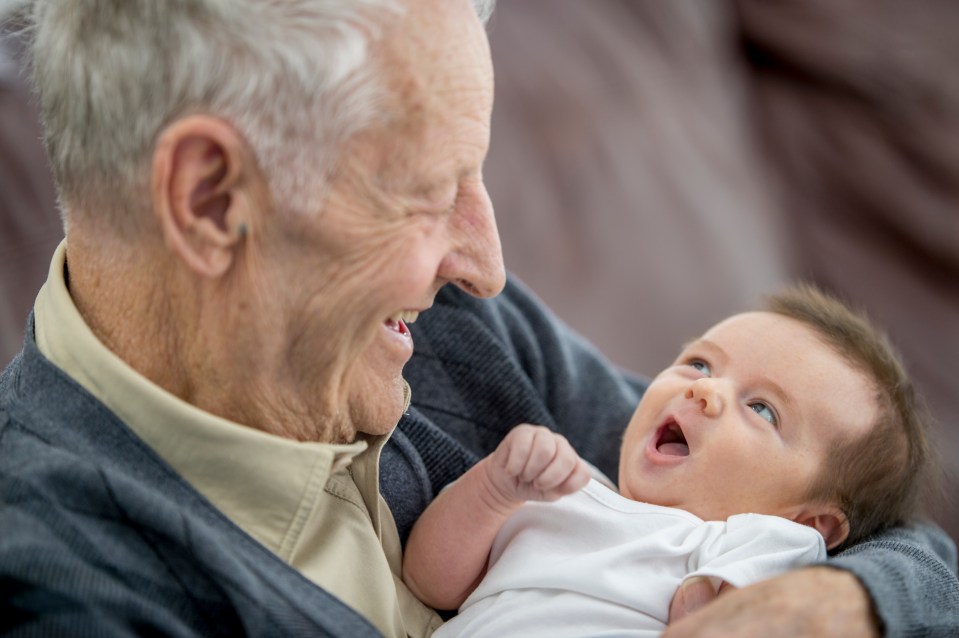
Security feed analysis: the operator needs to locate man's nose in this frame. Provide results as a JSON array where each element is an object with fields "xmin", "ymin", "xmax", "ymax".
[
  {"xmin": 439, "ymin": 181, "xmax": 506, "ymax": 299},
  {"xmin": 685, "ymin": 378, "xmax": 725, "ymax": 418}
]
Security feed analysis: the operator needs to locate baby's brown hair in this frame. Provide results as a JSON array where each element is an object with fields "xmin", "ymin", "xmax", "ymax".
[{"xmin": 763, "ymin": 284, "xmax": 938, "ymax": 552}]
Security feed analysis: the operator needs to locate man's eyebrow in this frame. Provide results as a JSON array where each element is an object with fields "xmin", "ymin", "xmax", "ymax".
[
  {"xmin": 413, "ymin": 178, "xmax": 456, "ymax": 201},
  {"xmin": 413, "ymin": 165, "xmax": 474, "ymax": 201}
]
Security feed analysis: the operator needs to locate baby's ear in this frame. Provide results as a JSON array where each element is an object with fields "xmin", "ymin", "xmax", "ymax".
[{"xmin": 794, "ymin": 505, "xmax": 850, "ymax": 551}]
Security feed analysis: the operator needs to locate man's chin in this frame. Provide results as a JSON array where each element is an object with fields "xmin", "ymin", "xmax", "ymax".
[{"xmin": 350, "ymin": 374, "xmax": 410, "ymax": 437}]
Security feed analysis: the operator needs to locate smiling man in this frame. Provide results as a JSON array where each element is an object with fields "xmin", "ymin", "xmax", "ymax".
[{"xmin": 1, "ymin": 0, "xmax": 502, "ymax": 636}]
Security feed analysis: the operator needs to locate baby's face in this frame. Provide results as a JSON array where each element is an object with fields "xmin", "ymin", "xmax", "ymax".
[{"xmin": 618, "ymin": 311, "xmax": 876, "ymax": 522}]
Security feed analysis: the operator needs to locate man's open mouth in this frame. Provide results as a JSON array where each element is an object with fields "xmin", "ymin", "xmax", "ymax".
[
  {"xmin": 385, "ymin": 311, "xmax": 420, "ymax": 336},
  {"xmin": 654, "ymin": 420, "xmax": 689, "ymax": 456}
]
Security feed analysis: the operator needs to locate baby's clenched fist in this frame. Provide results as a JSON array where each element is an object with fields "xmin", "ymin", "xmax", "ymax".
[{"xmin": 484, "ymin": 424, "xmax": 591, "ymax": 505}]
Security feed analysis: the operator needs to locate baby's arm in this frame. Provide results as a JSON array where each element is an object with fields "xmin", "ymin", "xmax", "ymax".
[{"xmin": 402, "ymin": 424, "xmax": 591, "ymax": 610}]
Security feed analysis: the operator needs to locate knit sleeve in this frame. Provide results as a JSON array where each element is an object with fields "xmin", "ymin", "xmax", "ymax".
[
  {"xmin": 410, "ymin": 275, "xmax": 646, "ymax": 479},
  {"xmin": 828, "ymin": 522, "xmax": 958, "ymax": 636}
]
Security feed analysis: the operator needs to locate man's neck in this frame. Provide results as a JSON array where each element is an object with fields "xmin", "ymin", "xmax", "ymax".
[{"xmin": 65, "ymin": 229, "xmax": 358, "ymax": 444}]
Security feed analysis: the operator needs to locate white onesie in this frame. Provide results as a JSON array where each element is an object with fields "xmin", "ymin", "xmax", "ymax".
[{"xmin": 434, "ymin": 479, "xmax": 825, "ymax": 637}]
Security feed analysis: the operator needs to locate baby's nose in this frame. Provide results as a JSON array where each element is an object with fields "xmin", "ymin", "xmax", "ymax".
[{"xmin": 685, "ymin": 378, "xmax": 725, "ymax": 418}]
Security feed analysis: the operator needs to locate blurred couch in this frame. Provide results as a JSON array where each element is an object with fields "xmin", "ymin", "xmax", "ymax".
[
  {"xmin": 484, "ymin": 0, "xmax": 958, "ymax": 542},
  {"xmin": 0, "ymin": 34, "xmax": 61, "ymax": 363}
]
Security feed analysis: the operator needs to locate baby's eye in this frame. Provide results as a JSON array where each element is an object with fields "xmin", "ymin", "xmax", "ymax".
[
  {"xmin": 688, "ymin": 360, "xmax": 711, "ymax": 376},
  {"xmin": 749, "ymin": 401, "xmax": 778, "ymax": 427}
]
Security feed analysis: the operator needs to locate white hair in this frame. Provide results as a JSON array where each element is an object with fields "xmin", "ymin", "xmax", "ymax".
[{"xmin": 24, "ymin": 0, "xmax": 495, "ymax": 234}]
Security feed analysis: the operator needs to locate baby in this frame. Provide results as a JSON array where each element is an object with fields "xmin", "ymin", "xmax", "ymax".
[{"xmin": 402, "ymin": 285, "xmax": 934, "ymax": 637}]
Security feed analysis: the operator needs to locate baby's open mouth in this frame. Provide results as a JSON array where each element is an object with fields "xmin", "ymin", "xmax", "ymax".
[{"xmin": 655, "ymin": 420, "xmax": 689, "ymax": 456}]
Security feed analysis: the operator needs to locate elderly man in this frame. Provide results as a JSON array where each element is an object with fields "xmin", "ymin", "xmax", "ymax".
[{"xmin": 0, "ymin": 1, "xmax": 955, "ymax": 637}]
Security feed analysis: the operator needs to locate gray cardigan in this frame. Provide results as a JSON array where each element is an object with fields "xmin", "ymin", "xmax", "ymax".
[{"xmin": 2, "ymin": 276, "xmax": 957, "ymax": 636}]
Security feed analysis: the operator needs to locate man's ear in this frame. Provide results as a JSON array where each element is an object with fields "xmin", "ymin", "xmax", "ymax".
[
  {"xmin": 794, "ymin": 505, "xmax": 850, "ymax": 551},
  {"xmin": 152, "ymin": 115, "xmax": 256, "ymax": 278}
]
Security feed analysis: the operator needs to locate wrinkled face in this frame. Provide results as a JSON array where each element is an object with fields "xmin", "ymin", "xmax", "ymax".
[
  {"xmin": 262, "ymin": 0, "xmax": 504, "ymax": 441},
  {"xmin": 618, "ymin": 312, "xmax": 877, "ymax": 521}
]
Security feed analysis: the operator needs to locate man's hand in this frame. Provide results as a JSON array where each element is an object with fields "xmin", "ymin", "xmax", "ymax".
[
  {"xmin": 664, "ymin": 567, "xmax": 881, "ymax": 638},
  {"xmin": 484, "ymin": 424, "xmax": 591, "ymax": 506}
]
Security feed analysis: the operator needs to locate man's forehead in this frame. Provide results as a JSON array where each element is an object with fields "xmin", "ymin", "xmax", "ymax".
[{"xmin": 361, "ymin": 0, "xmax": 492, "ymax": 182}]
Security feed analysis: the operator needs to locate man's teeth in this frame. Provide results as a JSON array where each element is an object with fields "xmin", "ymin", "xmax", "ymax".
[{"xmin": 388, "ymin": 311, "xmax": 419, "ymax": 324}]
